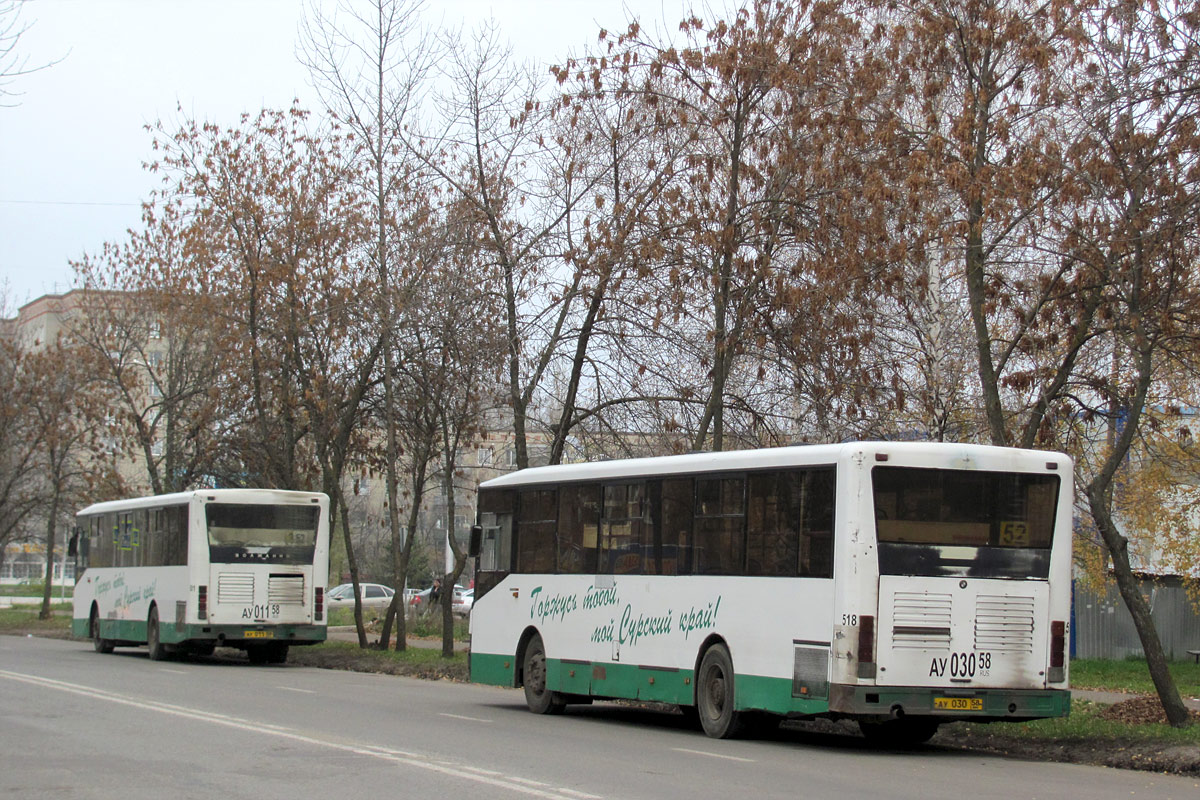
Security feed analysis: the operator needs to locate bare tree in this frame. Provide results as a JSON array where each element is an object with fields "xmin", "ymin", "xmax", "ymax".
[
  {"xmin": 413, "ymin": 21, "xmax": 606, "ymax": 469},
  {"xmin": 72, "ymin": 207, "xmax": 228, "ymax": 495},
  {"xmin": 0, "ymin": 0, "xmax": 60, "ymax": 106},
  {"xmin": 0, "ymin": 333, "xmax": 44, "ymax": 578},
  {"xmin": 26, "ymin": 340, "xmax": 115, "ymax": 619},
  {"xmin": 1059, "ymin": 0, "xmax": 1200, "ymax": 729},
  {"xmin": 302, "ymin": 0, "xmax": 436, "ymax": 648}
]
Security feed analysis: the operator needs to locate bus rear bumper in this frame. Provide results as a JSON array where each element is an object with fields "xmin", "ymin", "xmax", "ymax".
[
  {"xmin": 170, "ymin": 623, "xmax": 327, "ymax": 646},
  {"xmin": 829, "ymin": 683, "xmax": 1071, "ymax": 722}
]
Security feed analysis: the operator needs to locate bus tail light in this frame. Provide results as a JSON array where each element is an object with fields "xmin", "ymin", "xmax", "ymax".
[
  {"xmin": 315, "ymin": 587, "xmax": 324, "ymax": 621},
  {"xmin": 857, "ymin": 615, "xmax": 876, "ymax": 679},
  {"xmin": 198, "ymin": 585, "xmax": 208, "ymax": 620},
  {"xmin": 1048, "ymin": 620, "xmax": 1066, "ymax": 682}
]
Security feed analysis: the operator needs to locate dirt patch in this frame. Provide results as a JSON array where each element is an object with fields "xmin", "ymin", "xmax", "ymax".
[
  {"xmin": 1097, "ymin": 695, "xmax": 1200, "ymax": 726},
  {"xmin": 287, "ymin": 645, "xmax": 469, "ymax": 682},
  {"xmin": 936, "ymin": 723, "xmax": 1200, "ymax": 776}
]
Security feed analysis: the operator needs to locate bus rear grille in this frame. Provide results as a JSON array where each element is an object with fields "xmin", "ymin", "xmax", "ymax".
[
  {"xmin": 217, "ymin": 573, "xmax": 254, "ymax": 604},
  {"xmin": 268, "ymin": 574, "xmax": 306, "ymax": 605},
  {"xmin": 891, "ymin": 592, "xmax": 952, "ymax": 649},
  {"xmin": 974, "ymin": 594, "xmax": 1035, "ymax": 652},
  {"xmin": 792, "ymin": 644, "xmax": 829, "ymax": 699}
]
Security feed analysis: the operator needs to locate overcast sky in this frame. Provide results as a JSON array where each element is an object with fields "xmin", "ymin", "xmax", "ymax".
[{"xmin": 1, "ymin": 0, "xmax": 686, "ymax": 311}]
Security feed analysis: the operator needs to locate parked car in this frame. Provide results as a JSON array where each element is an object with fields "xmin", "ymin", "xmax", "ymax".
[
  {"xmin": 410, "ymin": 584, "xmax": 469, "ymax": 614},
  {"xmin": 457, "ymin": 588, "xmax": 474, "ymax": 616},
  {"xmin": 326, "ymin": 582, "xmax": 396, "ymax": 610}
]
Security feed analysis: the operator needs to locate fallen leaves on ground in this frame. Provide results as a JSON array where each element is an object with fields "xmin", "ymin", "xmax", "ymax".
[{"xmin": 1098, "ymin": 695, "xmax": 1200, "ymax": 725}]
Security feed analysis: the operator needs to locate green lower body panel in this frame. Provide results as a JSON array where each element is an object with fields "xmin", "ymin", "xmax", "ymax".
[
  {"xmin": 471, "ymin": 651, "xmax": 517, "ymax": 687},
  {"xmin": 469, "ymin": 650, "xmax": 831, "ymax": 715},
  {"xmin": 74, "ymin": 617, "xmax": 325, "ymax": 647}
]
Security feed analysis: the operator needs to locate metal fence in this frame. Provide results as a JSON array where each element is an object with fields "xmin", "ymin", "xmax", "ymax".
[{"xmin": 1072, "ymin": 579, "xmax": 1200, "ymax": 661}]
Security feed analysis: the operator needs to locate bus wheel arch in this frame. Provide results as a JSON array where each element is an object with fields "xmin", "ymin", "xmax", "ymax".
[
  {"xmin": 694, "ymin": 637, "xmax": 747, "ymax": 739},
  {"xmin": 146, "ymin": 603, "xmax": 169, "ymax": 661},
  {"xmin": 689, "ymin": 633, "xmax": 729, "ymax": 703},
  {"xmin": 517, "ymin": 627, "xmax": 565, "ymax": 715},
  {"xmin": 90, "ymin": 604, "xmax": 113, "ymax": 654},
  {"xmin": 515, "ymin": 626, "xmax": 541, "ymax": 689}
]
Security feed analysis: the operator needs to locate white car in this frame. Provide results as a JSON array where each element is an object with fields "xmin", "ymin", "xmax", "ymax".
[
  {"xmin": 457, "ymin": 588, "xmax": 474, "ymax": 616},
  {"xmin": 410, "ymin": 584, "xmax": 470, "ymax": 615},
  {"xmin": 326, "ymin": 582, "xmax": 396, "ymax": 610}
]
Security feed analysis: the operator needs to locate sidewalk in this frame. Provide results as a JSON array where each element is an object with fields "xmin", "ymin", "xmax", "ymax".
[
  {"xmin": 1073, "ymin": 688, "xmax": 1200, "ymax": 711},
  {"xmin": 0, "ymin": 595, "xmax": 70, "ymax": 607}
]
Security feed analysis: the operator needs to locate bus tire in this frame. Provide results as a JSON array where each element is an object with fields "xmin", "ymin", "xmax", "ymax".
[
  {"xmin": 146, "ymin": 606, "xmax": 168, "ymax": 661},
  {"xmin": 91, "ymin": 608, "xmax": 114, "ymax": 654},
  {"xmin": 522, "ymin": 634, "xmax": 566, "ymax": 715},
  {"xmin": 266, "ymin": 644, "xmax": 289, "ymax": 664},
  {"xmin": 858, "ymin": 717, "xmax": 939, "ymax": 746},
  {"xmin": 696, "ymin": 644, "xmax": 746, "ymax": 739}
]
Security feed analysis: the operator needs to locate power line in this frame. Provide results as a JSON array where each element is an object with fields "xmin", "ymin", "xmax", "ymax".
[{"xmin": 0, "ymin": 199, "xmax": 140, "ymax": 208}]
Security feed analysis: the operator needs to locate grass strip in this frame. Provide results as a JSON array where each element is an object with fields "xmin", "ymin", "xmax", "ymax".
[{"xmin": 1071, "ymin": 658, "xmax": 1200, "ymax": 698}]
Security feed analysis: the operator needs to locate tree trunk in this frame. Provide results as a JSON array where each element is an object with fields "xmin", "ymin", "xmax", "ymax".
[
  {"xmin": 328, "ymin": 485, "xmax": 367, "ymax": 647},
  {"xmin": 39, "ymin": 489, "xmax": 60, "ymax": 620},
  {"xmin": 1086, "ymin": 482, "xmax": 1191, "ymax": 727},
  {"xmin": 1082, "ymin": 344, "xmax": 1190, "ymax": 727}
]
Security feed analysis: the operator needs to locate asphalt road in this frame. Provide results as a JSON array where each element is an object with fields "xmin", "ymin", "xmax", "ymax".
[{"xmin": 2, "ymin": 636, "xmax": 1197, "ymax": 800}]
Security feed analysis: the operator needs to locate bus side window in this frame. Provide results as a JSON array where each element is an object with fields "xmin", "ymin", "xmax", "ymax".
[
  {"xmin": 747, "ymin": 471, "xmax": 800, "ymax": 577},
  {"xmin": 694, "ymin": 477, "xmax": 745, "ymax": 575},
  {"xmin": 144, "ymin": 509, "xmax": 163, "ymax": 567},
  {"xmin": 601, "ymin": 483, "xmax": 644, "ymax": 574},
  {"xmin": 657, "ymin": 478, "xmax": 693, "ymax": 575},
  {"xmin": 477, "ymin": 489, "xmax": 514, "ymax": 573},
  {"xmin": 801, "ymin": 468, "xmax": 836, "ymax": 578},
  {"xmin": 163, "ymin": 506, "xmax": 187, "ymax": 566},
  {"xmin": 558, "ymin": 484, "xmax": 599, "ymax": 574},
  {"xmin": 90, "ymin": 513, "xmax": 114, "ymax": 569},
  {"xmin": 517, "ymin": 488, "xmax": 557, "ymax": 573}
]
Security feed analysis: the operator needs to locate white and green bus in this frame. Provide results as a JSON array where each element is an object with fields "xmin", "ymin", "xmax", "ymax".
[
  {"xmin": 70, "ymin": 489, "xmax": 330, "ymax": 664},
  {"xmin": 467, "ymin": 442, "xmax": 1071, "ymax": 741}
]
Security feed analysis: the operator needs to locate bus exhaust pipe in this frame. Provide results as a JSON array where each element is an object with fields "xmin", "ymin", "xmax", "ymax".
[{"xmin": 890, "ymin": 705, "xmax": 906, "ymax": 720}]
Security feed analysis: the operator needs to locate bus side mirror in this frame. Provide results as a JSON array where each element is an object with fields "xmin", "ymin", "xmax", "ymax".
[
  {"xmin": 68, "ymin": 530, "xmax": 79, "ymax": 558},
  {"xmin": 469, "ymin": 525, "xmax": 482, "ymax": 558}
]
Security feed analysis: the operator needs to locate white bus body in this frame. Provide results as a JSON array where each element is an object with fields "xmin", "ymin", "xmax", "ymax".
[
  {"xmin": 71, "ymin": 489, "xmax": 330, "ymax": 664},
  {"xmin": 467, "ymin": 442, "xmax": 1071, "ymax": 740}
]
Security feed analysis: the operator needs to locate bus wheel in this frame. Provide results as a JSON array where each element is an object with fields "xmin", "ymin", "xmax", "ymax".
[
  {"xmin": 858, "ymin": 718, "xmax": 939, "ymax": 746},
  {"xmin": 247, "ymin": 646, "xmax": 270, "ymax": 665},
  {"xmin": 266, "ymin": 644, "xmax": 289, "ymax": 664},
  {"xmin": 91, "ymin": 609, "xmax": 114, "ymax": 654},
  {"xmin": 522, "ymin": 634, "xmax": 565, "ymax": 715},
  {"xmin": 696, "ymin": 644, "xmax": 746, "ymax": 739},
  {"xmin": 146, "ymin": 607, "xmax": 168, "ymax": 661}
]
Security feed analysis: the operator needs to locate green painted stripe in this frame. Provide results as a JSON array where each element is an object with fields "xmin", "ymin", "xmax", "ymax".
[
  {"xmin": 470, "ymin": 651, "xmax": 830, "ymax": 716},
  {"xmin": 735, "ymin": 672, "xmax": 830, "ymax": 716},
  {"xmin": 73, "ymin": 617, "xmax": 326, "ymax": 646},
  {"xmin": 471, "ymin": 651, "xmax": 516, "ymax": 686}
]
